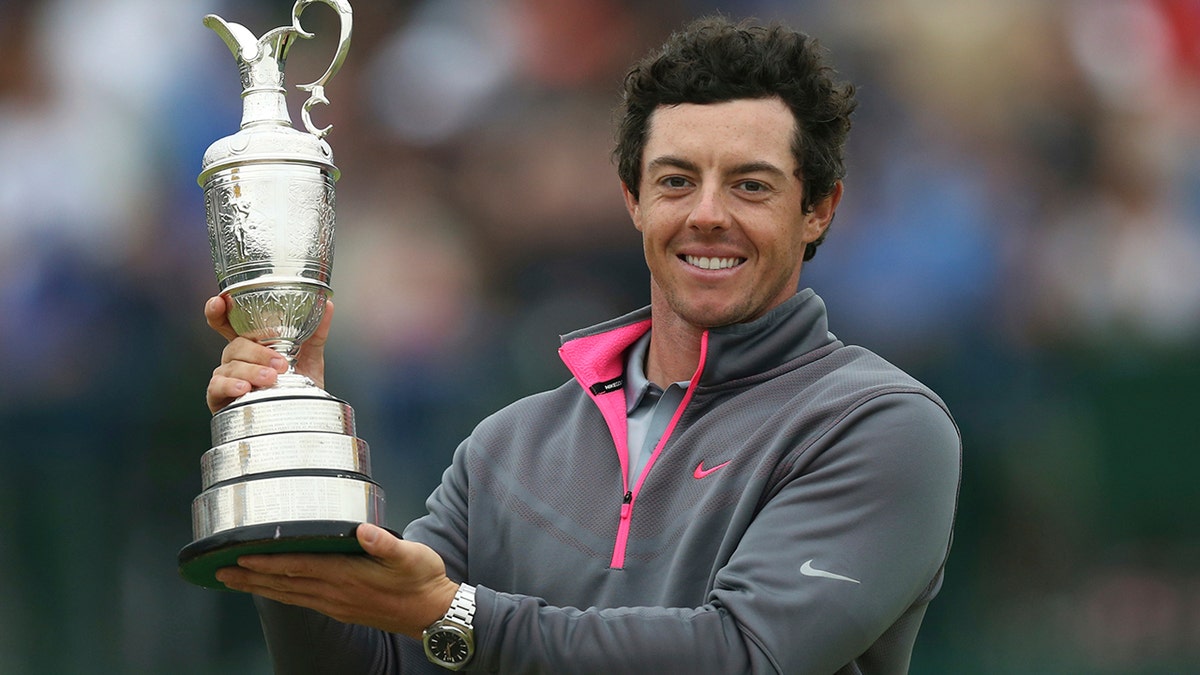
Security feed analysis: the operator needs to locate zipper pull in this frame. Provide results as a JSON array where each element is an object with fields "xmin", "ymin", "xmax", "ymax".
[{"xmin": 620, "ymin": 491, "xmax": 633, "ymax": 518}]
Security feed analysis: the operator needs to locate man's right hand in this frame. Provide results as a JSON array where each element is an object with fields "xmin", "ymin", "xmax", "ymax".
[{"xmin": 204, "ymin": 295, "xmax": 334, "ymax": 414}]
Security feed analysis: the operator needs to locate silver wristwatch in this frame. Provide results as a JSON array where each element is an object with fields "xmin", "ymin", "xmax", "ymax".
[{"xmin": 422, "ymin": 584, "xmax": 476, "ymax": 670}]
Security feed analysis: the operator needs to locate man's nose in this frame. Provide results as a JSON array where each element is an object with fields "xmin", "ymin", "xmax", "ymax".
[{"xmin": 686, "ymin": 186, "xmax": 730, "ymax": 232}]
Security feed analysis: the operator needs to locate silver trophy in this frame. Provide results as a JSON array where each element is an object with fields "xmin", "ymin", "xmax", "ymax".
[{"xmin": 178, "ymin": 0, "xmax": 386, "ymax": 589}]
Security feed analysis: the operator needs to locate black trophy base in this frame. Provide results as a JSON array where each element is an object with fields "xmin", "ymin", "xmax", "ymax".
[{"xmin": 178, "ymin": 520, "xmax": 366, "ymax": 590}]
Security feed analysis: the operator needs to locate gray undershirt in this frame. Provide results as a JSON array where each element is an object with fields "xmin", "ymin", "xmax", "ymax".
[{"xmin": 623, "ymin": 331, "xmax": 688, "ymax": 486}]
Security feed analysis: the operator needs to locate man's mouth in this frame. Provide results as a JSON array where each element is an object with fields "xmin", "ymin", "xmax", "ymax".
[{"xmin": 682, "ymin": 255, "xmax": 746, "ymax": 270}]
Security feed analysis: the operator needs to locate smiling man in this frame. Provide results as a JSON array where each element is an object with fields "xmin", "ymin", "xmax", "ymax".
[
  {"xmin": 624, "ymin": 96, "xmax": 840, "ymax": 387},
  {"xmin": 207, "ymin": 16, "xmax": 961, "ymax": 674}
]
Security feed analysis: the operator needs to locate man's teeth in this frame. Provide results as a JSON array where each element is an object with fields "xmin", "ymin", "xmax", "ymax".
[{"xmin": 684, "ymin": 255, "xmax": 744, "ymax": 270}]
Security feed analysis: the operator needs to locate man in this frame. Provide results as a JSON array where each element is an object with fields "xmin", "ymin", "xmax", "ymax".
[{"xmin": 206, "ymin": 16, "xmax": 960, "ymax": 674}]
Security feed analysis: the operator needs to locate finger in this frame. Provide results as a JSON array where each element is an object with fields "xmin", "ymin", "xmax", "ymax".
[
  {"xmin": 292, "ymin": 300, "xmax": 332, "ymax": 390},
  {"xmin": 204, "ymin": 295, "xmax": 240, "ymax": 342},
  {"xmin": 222, "ymin": 337, "xmax": 287, "ymax": 370},
  {"xmin": 207, "ymin": 348, "xmax": 288, "ymax": 412},
  {"xmin": 294, "ymin": 300, "xmax": 333, "ymax": 364},
  {"xmin": 356, "ymin": 524, "xmax": 449, "ymax": 597},
  {"xmin": 207, "ymin": 374, "xmax": 251, "ymax": 412},
  {"xmin": 234, "ymin": 552, "xmax": 348, "ymax": 578},
  {"xmin": 308, "ymin": 299, "xmax": 334, "ymax": 348},
  {"xmin": 215, "ymin": 355, "xmax": 287, "ymax": 384},
  {"xmin": 219, "ymin": 573, "xmax": 365, "ymax": 628},
  {"xmin": 229, "ymin": 582, "xmax": 325, "ymax": 610},
  {"xmin": 216, "ymin": 567, "xmax": 327, "ymax": 604},
  {"xmin": 357, "ymin": 523, "xmax": 401, "ymax": 561},
  {"xmin": 206, "ymin": 367, "xmax": 279, "ymax": 408}
]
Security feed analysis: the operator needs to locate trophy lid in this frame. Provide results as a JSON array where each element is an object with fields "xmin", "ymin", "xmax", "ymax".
[{"xmin": 198, "ymin": 1, "xmax": 352, "ymax": 185}]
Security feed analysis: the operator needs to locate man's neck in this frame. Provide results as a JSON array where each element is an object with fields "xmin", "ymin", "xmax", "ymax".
[{"xmin": 645, "ymin": 312, "xmax": 704, "ymax": 388}]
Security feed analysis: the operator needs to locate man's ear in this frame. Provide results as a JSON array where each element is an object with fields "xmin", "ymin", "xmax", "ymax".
[
  {"xmin": 803, "ymin": 180, "xmax": 843, "ymax": 243},
  {"xmin": 621, "ymin": 181, "xmax": 642, "ymax": 231}
]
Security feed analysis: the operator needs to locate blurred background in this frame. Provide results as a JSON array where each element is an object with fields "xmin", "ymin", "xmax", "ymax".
[{"xmin": 0, "ymin": 0, "xmax": 1197, "ymax": 672}]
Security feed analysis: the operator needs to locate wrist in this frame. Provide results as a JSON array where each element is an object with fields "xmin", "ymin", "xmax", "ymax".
[{"xmin": 420, "ymin": 579, "xmax": 461, "ymax": 634}]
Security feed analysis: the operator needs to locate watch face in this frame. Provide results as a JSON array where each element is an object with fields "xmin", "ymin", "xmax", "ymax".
[{"xmin": 427, "ymin": 628, "xmax": 471, "ymax": 664}]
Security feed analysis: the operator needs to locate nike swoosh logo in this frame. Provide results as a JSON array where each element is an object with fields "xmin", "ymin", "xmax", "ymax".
[
  {"xmin": 800, "ymin": 560, "xmax": 860, "ymax": 584},
  {"xmin": 693, "ymin": 460, "xmax": 731, "ymax": 479}
]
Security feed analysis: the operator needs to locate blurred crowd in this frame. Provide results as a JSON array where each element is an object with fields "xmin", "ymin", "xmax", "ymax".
[{"xmin": 0, "ymin": 0, "xmax": 1198, "ymax": 672}]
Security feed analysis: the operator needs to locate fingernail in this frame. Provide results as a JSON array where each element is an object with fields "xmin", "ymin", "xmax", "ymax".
[
  {"xmin": 270, "ymin": 357, "xmax": 287, "ymax": 372},
  {"xmin": 258, "ymin": 368, "xmax": 276, "ymax": 381},
  {"xmin": 361, "ymin": 525, "xmax": 378, "ymax": 544},
  {"xmin": 233, "ymin": 380, "xmax": 249, "ymax": 392}
]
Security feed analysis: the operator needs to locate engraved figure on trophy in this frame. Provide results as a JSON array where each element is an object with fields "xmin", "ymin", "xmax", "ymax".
[{"xmin": 178, "ymin": 0, "xmax": 387, "ymax": 590}]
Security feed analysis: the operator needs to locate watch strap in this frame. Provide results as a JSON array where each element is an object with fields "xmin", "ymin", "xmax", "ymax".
[{"xmin": 444, "ymin": 583, "xmax": 476, "ymax": 628}]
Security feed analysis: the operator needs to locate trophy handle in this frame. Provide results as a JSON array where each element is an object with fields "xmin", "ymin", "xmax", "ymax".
[{"xmin": 292, "ymin": 0, "xmax": 353, "ymax": 138}]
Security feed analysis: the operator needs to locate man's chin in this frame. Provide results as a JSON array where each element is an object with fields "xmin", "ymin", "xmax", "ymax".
[{"xmin": 670, "ymin": 303, "xmax": 753, "ymax": 331}]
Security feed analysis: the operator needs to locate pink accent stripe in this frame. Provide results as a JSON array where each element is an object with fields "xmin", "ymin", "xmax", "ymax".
[
  {"xmin": 611, "ymin": 499, "xmax": 634, "ymax": 569},
  {"xmin": 609, "ymin": 330, "xmax": 711, "ymax": 569},
  {"xmin": 558, "ymin": 320, "xmax": 651, "ymax": 494}
]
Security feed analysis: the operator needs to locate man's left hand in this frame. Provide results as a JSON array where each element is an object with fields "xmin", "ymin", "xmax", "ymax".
[{"xmin": 216, "ymin": 523, "xmax": 459, "ymax": 638}]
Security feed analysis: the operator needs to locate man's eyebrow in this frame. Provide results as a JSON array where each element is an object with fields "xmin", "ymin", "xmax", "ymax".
[
  {"xmin": 645, "ymin": 156, "xmax": 791, "ymax": 179},
  {"xmin": 646, "ymin": 155, "xmax": 699, "ymax": 174},
  {"xmin": 729, "ymin": 161, "xmax": 789, "ymax": 178}
]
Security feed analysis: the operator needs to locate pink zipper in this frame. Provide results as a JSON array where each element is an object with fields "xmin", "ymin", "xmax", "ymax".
[
  {"xmin": 611, "ymin": 490, "xmax": 635, "ymax": 566},
  {"xmin": 607, "ymin": 330, "xmax": 709, "ymax": 569}
]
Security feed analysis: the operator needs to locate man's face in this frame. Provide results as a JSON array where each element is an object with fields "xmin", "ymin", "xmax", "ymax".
[{"xmin": 623, "ymin": 97, "xmax": 839, "ymax": 331}]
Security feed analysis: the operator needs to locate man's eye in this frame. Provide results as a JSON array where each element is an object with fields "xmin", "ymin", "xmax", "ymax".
[
  {"xmin": 739, "ymin": 180, "xmax": 767, "ymax": 192},
  {"xmin": 662, "ymin": 176, "xmax": 690, "ymax": 189}
]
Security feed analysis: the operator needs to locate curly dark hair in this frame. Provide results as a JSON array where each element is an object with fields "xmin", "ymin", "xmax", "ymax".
[{"xmin": 615, "ymin": 16, "xmax": 857, "ymax": 260}]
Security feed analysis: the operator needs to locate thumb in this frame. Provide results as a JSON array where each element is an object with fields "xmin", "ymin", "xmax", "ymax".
[
  {"xmin": 307, "ymin": 299, "xmax": 335, "ymax": 349},
  {"xmin": 205, "ymin": 295, "xmax": 240, "ymax": 342},
  {"xmin": 357, "ymin": 522, "xmax": 398, "ymax": 559}
]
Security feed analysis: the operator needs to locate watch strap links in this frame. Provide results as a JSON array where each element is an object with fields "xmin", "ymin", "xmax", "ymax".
[{"xmin": 445, "ymin": 583, "xmax": 476, "ymax": 627}]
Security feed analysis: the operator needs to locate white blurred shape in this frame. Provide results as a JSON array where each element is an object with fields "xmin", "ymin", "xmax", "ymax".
[
  {"xmin": 1067, "ymin": 0, "xmax": 1174, "ymax": 110},
  {"xmin": 366, "ymin": 0, "xmax": 517, "ymax": 145}
]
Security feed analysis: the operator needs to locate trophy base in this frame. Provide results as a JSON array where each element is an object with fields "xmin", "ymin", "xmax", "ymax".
[{"xmin": 178, "ymin": 519, "xmax": 370, "ymax": 590}]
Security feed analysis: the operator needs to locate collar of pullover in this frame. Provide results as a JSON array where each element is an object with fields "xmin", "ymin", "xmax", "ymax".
[{"xmin": 558, "ymin": 289, "xmax": 840, "ymax": 391}]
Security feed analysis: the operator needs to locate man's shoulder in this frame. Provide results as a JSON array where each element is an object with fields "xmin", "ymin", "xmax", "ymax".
[
  {"xmin": 470, "ymin": 378, "xmax": 589, "ymax": 435},
  {"xmin": 780, "ymin": 341, "xmax": 951, "ymax": 418},
  {"xmin": 825, "ymin": 343, "xmax": 931, "ymax": 388}
]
